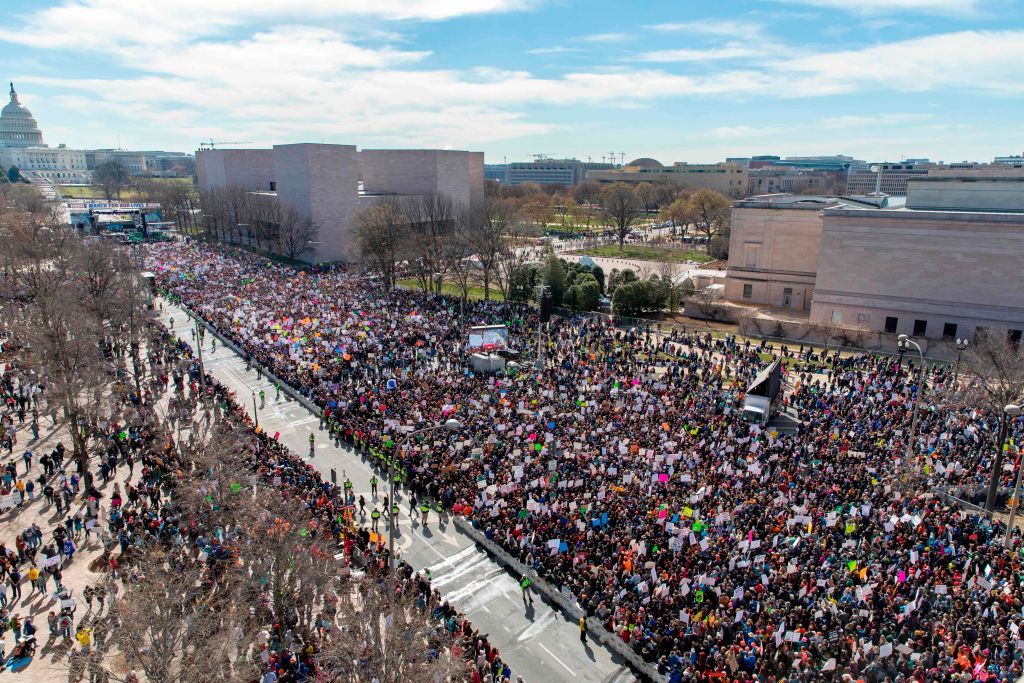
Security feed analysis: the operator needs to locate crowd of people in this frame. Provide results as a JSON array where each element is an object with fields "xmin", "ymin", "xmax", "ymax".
[
  {"xmin": 147, "ymin": 240, "xmax": 1024, "ymax": 682},
  {"xmin": 0, "ymin": 301, "xmax": 507, "ymax": 680}
]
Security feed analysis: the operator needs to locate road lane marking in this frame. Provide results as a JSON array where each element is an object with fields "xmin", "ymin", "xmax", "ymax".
[{"xmin": 539, "ymin": 643, "xmax": 577, "ymax": 677}]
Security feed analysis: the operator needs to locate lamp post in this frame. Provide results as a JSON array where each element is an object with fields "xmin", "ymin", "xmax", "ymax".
[
  {"xmin": 388, "ymin": 418, "xmax": 461, "ymax": 569},
  {"xmin": 252, "ymin": 390, "xmax": 259, "ymax": 429},
  {"xmin": 1001, "ymin": 404, "xmax": 1023, "ymax": 547},
  {"xmin": 952, "ymin": 338, "xmax": 969, "ymax": 389},
  {"xmin": 897, "ymin": 334, "xmax": 926, "ymax": 482},
  {"xmin": 194, "ymin": 319, "xmax": 205, "ymax": 392},
  {"xmin": 987, "ymin": 403, "xmax": 1022, "ymax": 513}
]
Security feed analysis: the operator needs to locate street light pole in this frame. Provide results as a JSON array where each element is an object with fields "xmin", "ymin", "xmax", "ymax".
[
  {"xmin": 897, "ymin": 334, "xmax": 926, "ymax": 482},
  {"xmin": 252, "ymin": 390, "xmax": 259, "ymax": 429},
  {"xmin": 952, "ymin": 338, "xmax": 968, "ymax": 390},
  {"xmin": 194, "ymin": 319, "xmax": 206, "ymax": 393},
  {"xmin": 987, "ymin": 404, "xmax": 1022, "ymax": 513},
  {"xmin": 387, "ymin": 418, "xmax": 461, "ymax": 570},
  {"xmin": 1002, "ymin": 404, "xmax": 1023, "ymax": 547}
]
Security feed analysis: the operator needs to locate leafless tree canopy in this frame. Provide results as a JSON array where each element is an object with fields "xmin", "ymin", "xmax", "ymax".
[{"xmin": 599, "ymin": 182, "xmax": 642, "ymax": 250}]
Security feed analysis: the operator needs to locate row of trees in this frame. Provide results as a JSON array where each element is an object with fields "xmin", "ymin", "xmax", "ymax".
[
  {"xmin": 486, "ymin": 179, "xmax": 734, "ymax": 256},
  {"xmin": 0, "ymin": 187, "xmax": 152, "ymax": 473},
  {"xmin": 199, "ymin": 185, "xmax": 318, "ymax": 260},
  {"xmin": 352, "ymin": 194, "xmax": 536, "ymax": 298}
]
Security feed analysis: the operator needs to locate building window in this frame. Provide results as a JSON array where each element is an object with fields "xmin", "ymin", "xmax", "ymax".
[
  {"xmin": 943, "ymin": 323, "xmax": 958, "ymax": 338},
  {"xmin": 885, "ymin": 316, "xmax": 898, "ymax": 334},
  {"xmin": 913, "ymin": 320, "xmax": 927, "ymax": 336},
  {"xmin": 742, "ymin": 284, "xmax": 753, "ymax": 299},
  {"xmin": 744, "ymin": 246, "xmax": 758, "ymax": 268},
  {"xmin": 1010, "ymin": 329, "xmax": 1023, "ymax": 345},
  {"xmin": 831, "ymin": 310, "xmax": 843, "ymax": 324},
  {"xmin": 857, "ymin": 313, "xmax": 870, "ymax": 325},
  {"xmin": 783, "ymin": 287, "xmax": 793, "ymax": 307}
]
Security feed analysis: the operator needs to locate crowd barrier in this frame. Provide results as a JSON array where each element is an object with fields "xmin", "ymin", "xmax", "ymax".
[
  {"xmin": 165, "ymin": 295, "xmax": 663, "ymax": 682},
  {"xmin": 454, "ymin": 518, "xmax": 662, "ymax": 681}
]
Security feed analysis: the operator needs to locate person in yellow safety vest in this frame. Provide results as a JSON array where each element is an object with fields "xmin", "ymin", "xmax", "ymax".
[
  {"xmin": 308, "ymin": 432, "xmax": 315, "ymax": 455},
  {"xmin": 370, "ymin": 507, "xmax": 381, "ymax": 532},
  {"xmin": 391, "ymin": 504, "xmax": 399, "ymax": 517},
  {"xmin": 420, "ymin": 502, "xmax": 430, "ymax": 528},
  {"xmin": 370, "ymin": 476, "xmax": 378, "ymax": 497}
]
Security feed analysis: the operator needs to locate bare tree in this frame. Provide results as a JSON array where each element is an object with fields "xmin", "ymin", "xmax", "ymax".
[
  {"xmin": 462, "ymin": 197, "xmax": 521, "ymax": 300},
  {"xmin": 599, "ymin": 183, "xmax": 642, "ymax": 251},
  {"xmin": 402, "ymin": 194, "xmax": 459, "ymax": 294},
  {"xmin": 274, "ymin": 204, "xmax": 318, "ymax": 261},
  {"xmin": 353, "ymin": 199, "xmax": 408, "ymax": 290},
  {"xmin": 683, "ymin": 189, "xmax": 732, "ymax": 245},
  {"xmin": 316, "ymin": 577, "xmax": 465, "ymax": 682},
  {"xmin": 961, "ymin": 332, "xmax": 1024, "ymax": 510},
  {"xmin": 93, "ymin": 160, "xmax": 130, "ymax": 200}
]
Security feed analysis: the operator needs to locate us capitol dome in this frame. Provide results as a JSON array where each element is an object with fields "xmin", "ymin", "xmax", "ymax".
[{"xmin": 0, "ymin": 82, "xmax": 46, "ymax": 149}]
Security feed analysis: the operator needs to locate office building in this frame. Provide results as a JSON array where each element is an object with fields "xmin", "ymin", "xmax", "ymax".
[
  {"xmin": 504, "ymin": 158, "xmax": 612, "ymax": 187},
  {"xmin": 196, "ymin": 143, "xmax": 484, "ymax": 263},
  {"xmin": 845, "ymin": 162, "xmax": 930, "ymax": 197},
  {"xmin": 586, "ymin": 158, "xmax": 749, "ymax": 197},
  {"xmin": 484, "ymin": 163, "xmax": 509, "ymax": 183}
]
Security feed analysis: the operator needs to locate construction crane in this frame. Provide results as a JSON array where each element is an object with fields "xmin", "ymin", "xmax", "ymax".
[
  {"xmin": 198, "ymin": 139, "xmax": 254, "ymax": 150},
  {"xmin": 531, "ymin": 153, "xmax": 551, "ymax": 161}
]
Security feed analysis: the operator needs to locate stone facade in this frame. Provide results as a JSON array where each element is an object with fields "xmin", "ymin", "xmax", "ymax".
[
  {"xmin": 196, "ymin": 143, "xmax": 484, "ymax": 263},
  {"xmin": 196, "ymin": 149, "xmax": 276, "ymax": 194},
  {"xmin": 724, "ymin": 197, "xmax": 833, "ymax": 311},
  {"xmin": 810, "ymin": 208, "xmax": 1024, "ymax": 339}
]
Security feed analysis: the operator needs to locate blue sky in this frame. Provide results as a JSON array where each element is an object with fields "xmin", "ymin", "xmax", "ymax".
[{"xmin": 1, "ymin": 0, "xmax": 1022, "ymax": 163}]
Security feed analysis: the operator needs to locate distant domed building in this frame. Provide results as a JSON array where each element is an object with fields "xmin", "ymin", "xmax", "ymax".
[
  {"xmin": 625, "ymin": 157, "xmax": 664, "ymax": 169},
  {"xmin": 0, "ymin": 81, "xmax": 151, "ymax": 185},
  {"xmin": 0, "ymin": 83, "xmax": 46, "ymax": 148}
]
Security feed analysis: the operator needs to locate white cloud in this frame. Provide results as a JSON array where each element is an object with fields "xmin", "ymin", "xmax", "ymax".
[
  {"xmin": 772, "ymin": 0, "xmax": 979, "ymax": 13},
  {"xmin": 0, "ymin": 0, "xmax": 537, "ymax": 50},
  {"xmin": 579, "ymin": 33, "xmax": 629, "ymax": 43},
  {"xmin": 631, "ymin": 44, "xmax": 768, "ymax": 63},
  {"xmin": 646, "ymin": 19, "xmax": 766, "ymax": 38},
  {"xmin": 525, "ymin": 46, "xmax": 581, "ymax": 55}
]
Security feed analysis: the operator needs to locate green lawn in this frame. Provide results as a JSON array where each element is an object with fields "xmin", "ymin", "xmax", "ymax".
[
  {"xmin": 397, "ymin": 279, "xmax": 505, "ymax": 302},
  {"xmin": 60, "ymin": 177, "xmax": 193, "ymax": 200},
  {"xmin": 576, "ymin": 244, "xmax": 714, "ymax": 263}
]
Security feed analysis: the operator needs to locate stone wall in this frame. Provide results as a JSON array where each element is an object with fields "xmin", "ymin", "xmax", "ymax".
[{"xmin": 811, "ymin": 209, "xmax": 1024, "ymax": 338}]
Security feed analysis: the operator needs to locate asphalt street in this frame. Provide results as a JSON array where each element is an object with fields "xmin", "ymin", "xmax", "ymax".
[{"xmin": 158, "ymin": 300, "xmax": 636, "ymax": 683}]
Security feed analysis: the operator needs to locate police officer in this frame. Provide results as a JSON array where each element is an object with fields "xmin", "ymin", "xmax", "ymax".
[
  {"xmin": 420, "ymin": 501, "xmax": 430, "ymax": 528},
  {"xmin": 370, "ymin": 507, "xmax": 381, "ymax": 532},
  {"xmin": 308, "ymin": 432, "xmax": 315, "ymax": 455},
  {"xmin": 258, "ymin": 389, "xmax": 266, "ymax": 409},
  {"xmin": 370, "ymin": 476, "xmax": 378, "ymax": 498}
]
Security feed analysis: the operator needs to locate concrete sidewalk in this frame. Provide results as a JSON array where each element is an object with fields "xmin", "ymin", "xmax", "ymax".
[{"xmin": 159, "ymin": 300, "xmax": 635, "ymax": 683}]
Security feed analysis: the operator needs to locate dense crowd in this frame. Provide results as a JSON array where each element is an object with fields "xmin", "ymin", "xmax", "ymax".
[
  {"xmin": 0, "ymin": 313, "xmax": 506, "ymax": 681},
  {"xmin": 148, "ymin": 241, "xmax": 1024, "ymax": 682}
]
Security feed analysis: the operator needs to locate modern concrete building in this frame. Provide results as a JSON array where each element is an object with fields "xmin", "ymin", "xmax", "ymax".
[
  {"xmin": 725, "ymin": 173, "xmax": 1024, "ymax": 341},
  {"xmin": 196, "ymin": 143, "xmax": 484, "ymax": 263},
  {"xmin": 586, "ymin": 158, "xmax": 749, "ymax": 197}
]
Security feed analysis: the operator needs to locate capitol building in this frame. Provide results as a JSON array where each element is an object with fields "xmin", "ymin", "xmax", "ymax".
[{"xmin": 0, "ymin": 82, "xmax": 145, "ymax": 184}]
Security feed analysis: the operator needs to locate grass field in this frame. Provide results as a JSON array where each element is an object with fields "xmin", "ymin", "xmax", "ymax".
[
  {"xmin": 575, "ymin": 244, "xmax": 714, "ymax": 263},
  {"xmin": 59, "ymin": 177, "xmax": 193, "ymax": 200},
  {"xmin": 397, "ymin": 279, "xmax": 505, "ymax": 302}
]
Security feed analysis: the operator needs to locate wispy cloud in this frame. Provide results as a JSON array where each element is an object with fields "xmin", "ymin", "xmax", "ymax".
[
  {"xmin": 579, "ymin": 32, "xmax": 629, "ymax": 42},
  {"xmin": 631, "ymin": 44, "xmax": 772, "ymax": 63},
  {"xmin": 770, "ymin": 0, "xmax": 980, "ymax": 14},
  {"xmin": 525, "ymin": 46, "xmax": 581, "ymax": 55},
  {"xmin": 646, "ymin": 19, "xmax": 766, "ymax": 38}
]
